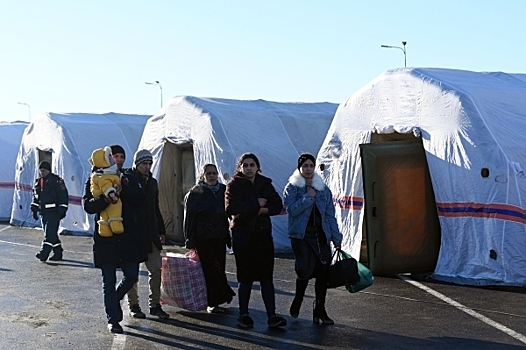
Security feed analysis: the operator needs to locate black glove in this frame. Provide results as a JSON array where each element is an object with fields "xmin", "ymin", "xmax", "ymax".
[
  {"xmin": 58, "ymin": 209, "xmax": 66, "ymax": 219},
  {"xmin": 32, "ymin": 211, "xmax": 39, "ymax": 220}
]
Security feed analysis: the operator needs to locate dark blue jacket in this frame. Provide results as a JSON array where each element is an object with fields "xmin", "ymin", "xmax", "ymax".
[
  {"xmin": 31, "ymin": 172, "xmax": 69, "ymax": 217},
  {"xmin": 82, "ymin": 171, "xmax": 147, "ymax": 268}
]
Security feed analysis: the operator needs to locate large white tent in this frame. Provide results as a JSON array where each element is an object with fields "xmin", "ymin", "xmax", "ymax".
[
  {"xmin": 0, "ymin": 121, "xmax": 29, "ymax": 221},
  {"xmin": 10, "ymin": 112, "xmax": 150, "ymax": 234},
  {"xmin": 318, "ymin": 67, "xmax": 526, "ymax": 286},
  {"xmin": 137, "ymin": 96, "xmax": 338, "ymax": 250}
]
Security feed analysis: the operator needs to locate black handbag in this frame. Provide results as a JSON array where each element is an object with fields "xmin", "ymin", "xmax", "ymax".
[{"xmin": 327, "ymin": 249, "xmax": 360, "ymax": 288}]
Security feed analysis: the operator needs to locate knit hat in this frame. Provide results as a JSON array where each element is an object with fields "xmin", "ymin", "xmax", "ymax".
[
  {"xmin": 110, "ymin": 145, "xmax": 126, "ymax": 159},
  {"xmin": 89, "ymin": 146, "xmax": 112, "ymax": 168},
  {"xmin": 297, "ymin": 153, "xmax": 316, "ymax": 170},
  {"xmin": 133, "ymin": 149, "xmax": 153, "ymax": 167},
  {"xmin": 38, "ymin": 161, "xmax": 51, "ymax": 171}
]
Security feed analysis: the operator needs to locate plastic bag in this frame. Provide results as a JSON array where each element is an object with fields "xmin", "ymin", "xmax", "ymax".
[
  {"xmin": 346, "ymin": 261, "xmax": 374, "ymax": 293},
  {"xmin": 160, "ymin": 250, "xmax": 208, "ymax": 311}
]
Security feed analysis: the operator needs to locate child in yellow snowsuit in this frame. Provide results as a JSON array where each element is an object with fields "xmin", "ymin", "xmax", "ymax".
[{"xmin": 89, "ymin": 146, "xmax": 124, "ymax": 237}]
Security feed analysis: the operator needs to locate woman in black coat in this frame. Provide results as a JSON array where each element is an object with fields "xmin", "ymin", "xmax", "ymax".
[
  {"xmin": 225, "ymin": 153, "xmax": 287, "ymax": 329},
  {"xmin": 184, "ymin": 163, "xmax": 236, "ymax": 313},
  {"xmin": 83, "ymin": 164, "xmax": 147, "ymax": 334}
]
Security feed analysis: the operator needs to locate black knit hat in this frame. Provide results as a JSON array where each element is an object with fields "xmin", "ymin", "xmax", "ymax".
[
  {"xmin": 297, "ymin": 153, "xmax": 316, "ymax": 170},
  {"xmin": 110, "ymin": 144, "xmax": 126, "ymax": 159},
  {"xmin": 38, "ymin": 161, "xmax": 51, "ymax": 171}
]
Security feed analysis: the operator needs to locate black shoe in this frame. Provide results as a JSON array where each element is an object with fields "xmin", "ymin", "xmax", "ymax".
[
  {"xmin": 237, "ymin": 314, "xmax": 254, "ymax": 329},
  {"xmin": 107, "ymin": 322, "xmax": 123, "ymax": 334},
  {"xmin": 289, "ymin": 297, "xmax": 302, "ymax": 318},
  {"xmin": 129, "ymin": 304, "xmax": 146, "ymax": 318},
  {"xmin": 150, "ymin": 305, "xmax": 170, "ymax": 319},
  {"xmin": 35, "ymin": 253, "xmax": 47, "ymax": 262},
  {"xmin": 49, "ymin": 254, "xmax": 62, "ymax": 261},
  {"xmin": 267, "ymin": 315, "xmax": 287, "ymax": 328},
  {"xmin": 313, "ymin": 300, "xmax": 334, "ymax": 325}
]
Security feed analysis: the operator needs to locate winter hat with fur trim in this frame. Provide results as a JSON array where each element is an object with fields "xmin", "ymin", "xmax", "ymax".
[
  {"xmin": 89, "ymin": 146, "xmax": 112, "ymax": 168},
  {"xmin": 133, "ymin": 149, "xmax": 153, "ymax": 167}
]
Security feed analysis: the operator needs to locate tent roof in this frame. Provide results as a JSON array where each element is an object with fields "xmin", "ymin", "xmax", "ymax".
[{"xmin": 320, "ymin": 67, "xmax": 526, "ymax": 286}]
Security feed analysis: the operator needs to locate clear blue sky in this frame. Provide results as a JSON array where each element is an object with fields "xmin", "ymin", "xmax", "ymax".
[{"xmin": 1, "ymin": 1, "xmax": 524, "ymax": 122}]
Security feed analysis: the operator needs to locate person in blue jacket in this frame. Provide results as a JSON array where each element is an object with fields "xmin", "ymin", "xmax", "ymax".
[{"xmin": 283, "ymin": 153, "xmax": 342, "ymax": 325}]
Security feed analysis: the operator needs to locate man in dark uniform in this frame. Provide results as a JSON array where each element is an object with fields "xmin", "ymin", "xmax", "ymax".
[{"xmin": 31, "ymin": 160, "xmax": 69, "ymax": 262}]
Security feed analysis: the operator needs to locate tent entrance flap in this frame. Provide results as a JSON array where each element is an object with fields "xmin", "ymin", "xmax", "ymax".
[
  {"xmin": 158, "ymin": 142, "xmax": 195, "ymax": 244},
  {"xmin": 360, "ymin": 139, "xmax": 441, "ymax": 275}
]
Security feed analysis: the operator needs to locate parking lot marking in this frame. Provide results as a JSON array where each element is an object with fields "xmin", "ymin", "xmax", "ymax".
[{"xmin": 400, "ymin": 275, "xmax": 526, "ymax": 345}]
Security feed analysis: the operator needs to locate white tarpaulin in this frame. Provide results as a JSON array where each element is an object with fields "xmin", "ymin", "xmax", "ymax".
[
  {"xmin": 138, "ymin": 96, "xmax": 338, "ymax": 251},
  {"xmin": 0, "ymin": 121, "xmax": 28, "ymax": 221},
  {"xmin": 10, "ymin": 112, "xmax": 150, "ymax": 234},
  {"xmin": 318, "ymin": 67, "xmax": 526, "ymax": 286}
]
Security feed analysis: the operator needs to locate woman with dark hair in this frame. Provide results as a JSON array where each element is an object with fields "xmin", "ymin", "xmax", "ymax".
[
  {"xmin": 184, "ymin": 163, "xmax": 236, "ymax": 313},
  {"xmin": 225, "ymin": 153, "xmax": 287, "ymax": 329},
  {"xmin": 283, "ymin": 153, "xmax": 342, "ymax": 325}
]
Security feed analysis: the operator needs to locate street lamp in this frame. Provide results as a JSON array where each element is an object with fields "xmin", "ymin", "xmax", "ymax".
[
  {"xmin": 381, "ymin": 41, "xmax": 407, "ymax": 67},
  {"xmin": 18, "ymin": 102, "xmax": 31, "ymax": 122},
  {"xmin": 145, "ymin": 80, "xmax": 163, "ymax": 108}
]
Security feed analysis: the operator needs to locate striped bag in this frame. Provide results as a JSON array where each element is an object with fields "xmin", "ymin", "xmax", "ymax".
[{"xmin": 160, "ymin": 250, "xmax": 208, "ymax": 311}]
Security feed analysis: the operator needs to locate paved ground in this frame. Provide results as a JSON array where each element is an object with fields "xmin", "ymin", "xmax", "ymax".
[{"xmin": 1, "ymin": 223, "xmax": 526, "ymax": 349}]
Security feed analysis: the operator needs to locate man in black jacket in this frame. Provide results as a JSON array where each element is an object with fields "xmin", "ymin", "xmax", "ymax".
[
  {"xmin": 83, "ymin": 145, "xmax": 148, "ymax": 334},
  {"xmin": 125, "ymin": 149, "xmax": 169, "ymax": 319},
  {"xmin": 31, "ymin": 161, "xmax": 68, "ymax": 262}
]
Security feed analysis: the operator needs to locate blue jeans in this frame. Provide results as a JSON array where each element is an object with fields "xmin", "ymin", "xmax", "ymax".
[{"xmin": 100, "ymin": 263, "xmax": 139, "ymax": 324}]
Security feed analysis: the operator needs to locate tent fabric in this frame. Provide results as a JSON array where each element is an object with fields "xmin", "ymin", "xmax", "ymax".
[
  {"xmin": 318, "ymin": 67, "xmax": 526, "ymax": 286},
  {"xmin": 0, "ymin": 121, "xmax": 29, "ymax": 221},
  {"xmin": 10, "ymin": 112, "xmax": 150, "ymax": 235},
  {"xmin": 138, "ymin": 96, "xmax": 338, "ymax": 251}
]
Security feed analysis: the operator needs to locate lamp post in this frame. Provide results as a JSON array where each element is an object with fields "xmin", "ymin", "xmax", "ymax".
[
  {"xmin": 145, "ymin": 80, "xmax": 163, "ymax": 108},
  {"xmin": 18, "ymin": 102, "xmax": 31, "ymax": 122},
  {"xmin": 381, "ymin": 41, "xmax": 407, "ymax": 67}
]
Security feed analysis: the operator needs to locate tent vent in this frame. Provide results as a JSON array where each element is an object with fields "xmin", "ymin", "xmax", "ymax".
[
  {"xmin": 489, "ymin": 249, "xmax": 497, "ymax": 260},
  {"xmin": 481, "ymin": 168, "xmax": 490, "ymax": 178}
]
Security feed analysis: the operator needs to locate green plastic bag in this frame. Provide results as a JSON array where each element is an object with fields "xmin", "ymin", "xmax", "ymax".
[{"xmin": 346, "ymin": 261, "xmax": 374, "ymax": 293}]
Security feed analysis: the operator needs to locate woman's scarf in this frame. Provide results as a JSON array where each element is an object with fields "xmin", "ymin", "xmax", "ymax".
[{"xmin": 198, "ymin": 180, "xmax": 221, "ymax": 194}]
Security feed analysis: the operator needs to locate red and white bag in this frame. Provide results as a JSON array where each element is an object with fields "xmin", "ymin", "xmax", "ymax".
[{"xmin": 160, "ymin": 250, "xmax": 208, "ymax": 311}]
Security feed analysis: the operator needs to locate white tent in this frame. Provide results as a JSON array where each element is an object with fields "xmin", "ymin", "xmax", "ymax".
[
  {"xmin": 0, "ymin": 121, "xmax": 29, "ymax": 221},
  {"xmin": 137, "ymin": 96, "xmax": 338, "ymax": 250},
  {"xmin": 10, "ymin": 112, "xmax": 150, "ymax": 234},
  {"xmin": 318, "ymin": 67, "xmax": 526, "ymax": 286}
]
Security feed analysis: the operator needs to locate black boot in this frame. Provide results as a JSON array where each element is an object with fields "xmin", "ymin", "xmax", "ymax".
[
  {"xmin": 313, "ymin": 300, "xmax": 334, "ymax": 325},
  {"xmin": 289, "ymin": 296, "xmax": 302, "ymax": 318}
]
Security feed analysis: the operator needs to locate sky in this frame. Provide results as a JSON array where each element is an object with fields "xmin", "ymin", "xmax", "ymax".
[{"xmin": 1, "ymin": 0, "xmax": 525, "ymax": 122}]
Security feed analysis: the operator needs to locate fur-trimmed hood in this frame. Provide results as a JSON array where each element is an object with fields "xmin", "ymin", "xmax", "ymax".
[{"xmin": 287, "ymin": 169, "xmax": 326, "ymax": 191}]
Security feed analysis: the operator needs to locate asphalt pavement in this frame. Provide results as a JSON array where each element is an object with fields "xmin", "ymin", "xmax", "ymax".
[{"xmin": 1, "ymin": 223, "xmax": 526, "ymax": 350}]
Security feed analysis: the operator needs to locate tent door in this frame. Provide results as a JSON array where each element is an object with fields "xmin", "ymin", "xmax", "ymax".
[
  {"xmin": 158, "ymin": 142, "xmax": 195, "ymax": 244},
  {"xmin": 38, "ymin": 150, "xmax": 52, "ymax": 166},
  {"xmin": 359, "ymin": 138, "xmax": 441, "ymax": 275}
]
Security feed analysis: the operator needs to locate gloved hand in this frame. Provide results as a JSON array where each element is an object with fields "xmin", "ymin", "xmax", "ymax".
[
  {"xmin": 32, "ymin": 211, "xmax": 39, "ymax": 220},
  {"xmin": 59, "ymin": 210, "xmax": 66, "ymax": 219},
  {"xmin": 185, "ymin": 238, "xmax": 196, "ymax": 250}
]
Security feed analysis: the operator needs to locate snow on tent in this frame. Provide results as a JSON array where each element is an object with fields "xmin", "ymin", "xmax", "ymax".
[
  {"xmin": 10, "ymin": 112, "xmax": 150, "ymax": 235},
  {"xmin": 137, "ymin": 96, "xmax": 338, "ymax": 250},
  {"xmin": 317, "ymin": 67, "xmax": 526, "ymax": 286},
  {"xmin": 0, "ymin": 121, "xmax": 29, "ymax": 221}
]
